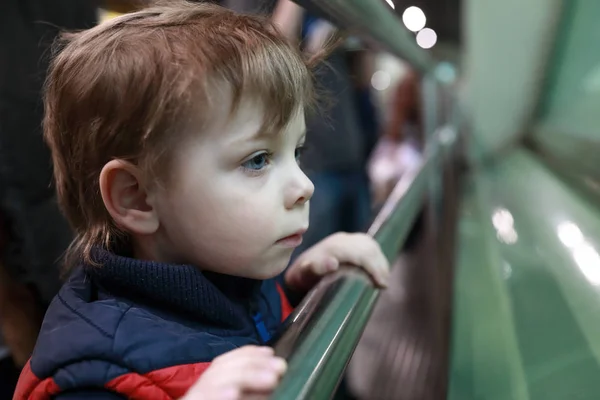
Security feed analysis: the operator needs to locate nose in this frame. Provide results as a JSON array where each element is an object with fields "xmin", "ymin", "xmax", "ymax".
[{"xmin": 285, "ymin": 166, "xmax": 314, "ymax": 209}]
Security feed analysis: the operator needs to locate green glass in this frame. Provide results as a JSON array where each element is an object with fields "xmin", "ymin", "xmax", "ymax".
[
  {"xmin": 449, "ymin": 149, "xmax": 600, "ymax": 399},
  {"xmin": 463, "ymin": 0, "xmax": 563, "ymax": 163},
  {"xmin": 536, "ymin": 0, "xmax": 600, "ymax": 139},
  {"xmin": 530, "ymin": 0, "xmax": 600, "ymax": 205}
]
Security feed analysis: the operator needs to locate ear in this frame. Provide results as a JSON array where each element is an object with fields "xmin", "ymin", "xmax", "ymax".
[{"xmin": 99, "ymin": 160, "xmax": 159, "ymax": 235}]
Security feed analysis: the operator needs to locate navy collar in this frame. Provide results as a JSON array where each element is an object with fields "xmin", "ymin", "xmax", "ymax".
[{"xmin": 84, "ymin": 248, "xmax": 263, "ymax": 330}]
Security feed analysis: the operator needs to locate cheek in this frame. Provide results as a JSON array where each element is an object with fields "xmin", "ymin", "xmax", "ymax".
[
  {"xmin": 166, "ymin": 177, "xmax": 279, "ymax": 265},
  {"xmin": 207, "ymin": 197, "xmax": 275, "ymax": 244}
]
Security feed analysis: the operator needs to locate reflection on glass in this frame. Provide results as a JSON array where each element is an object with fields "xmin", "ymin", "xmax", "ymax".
[
  {"xmin": 492, "ymin": 208, "xmax": 518, "ymax": 245},
  {"xmin": 496, "ymin": 230, "xmax": 518, "ymax": 244},
  {"xmin": 557, "ymin": 221, "xmax": 584, "ymax": 248},
  {"xmin": 503, "ymin": 262, "xmax": 512, "ymax": 279},
  {"xmin": 573, "ymin": 243, "xmax": 600, "ymax": 286},
  {"xmin": 492, "ymin": 208, "xmax": 514, "ymax": 228},
  {"xmin": 439, "ymin": 126, "xmax": 457, "ymax": 145},
  {"xmin": 583, "ymin": 64, "xmax": 600, "ymax": 93},
  {"xmin": 557, "ymin": 221, "xmax": 600, "ymax": 286}
]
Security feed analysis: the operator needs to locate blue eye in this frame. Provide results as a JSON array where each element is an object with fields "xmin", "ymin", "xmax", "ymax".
[{"xmin": 242, "ymin": 152, "xmax": 270, "ymax": 171}]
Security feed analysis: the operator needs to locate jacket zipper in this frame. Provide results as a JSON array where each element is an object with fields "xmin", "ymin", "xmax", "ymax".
[{"xmin": 249, "ymin": 301, "xmax": 271, "ymax": 344}]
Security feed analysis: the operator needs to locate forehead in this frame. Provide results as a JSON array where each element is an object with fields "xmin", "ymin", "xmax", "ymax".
[{"xmin": 201, "ymin": 91, "xmax": 306, "ymax": 145}]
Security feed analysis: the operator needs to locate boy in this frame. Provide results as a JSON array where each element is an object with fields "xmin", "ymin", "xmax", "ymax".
[{"xmin": 14, "ymin": 2, "xmax": 389, "ymax": 399}]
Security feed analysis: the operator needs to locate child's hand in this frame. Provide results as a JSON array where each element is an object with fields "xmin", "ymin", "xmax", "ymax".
[
  {"xmin": 285, "ymin": 232, "xmax": 390, "ymax": 292},
  {"xmin": 181, "ymin": 346, "xmax": 286, "ymax": 400}
]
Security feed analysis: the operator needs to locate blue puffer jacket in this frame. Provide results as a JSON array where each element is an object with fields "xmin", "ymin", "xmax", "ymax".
[{"xmin": 14, "ymin": 248, "xmax": 294, "ymax": 400}]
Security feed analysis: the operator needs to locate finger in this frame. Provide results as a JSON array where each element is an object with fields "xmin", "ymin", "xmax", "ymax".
[
  {"xmin": 184, "ymin": 384, "xmax": 240, "ymax": 400},
  {"xmin": 223, "ymin": 355, "xmax": 287, "ymax": 375},
  {"xmin": 358, "ymin": 245, "xmax": 390, "ymax": 287},
  {"xmin": 208, "ymin": 356, "xmax": 286, "ymax": 392},
  {"xmin": 289, "ymin": 257, "xmax": 311, "ymax": 271},
  {"xmin": 219, "ymin": 387, "xmax": 241, "ymax": 400},
  {"xmin": 308, "ymin": 255, "xmax": 339, "ymax": 276},
  {"xmin": 323, "ymin": 233, "xmax": 364, "ymax": 267},
  {"xmin": 285, "ymin": 258, "xmax": 311, "ymax": 281},
  {"xmin": 335, "ymin": 237, "xmax": 388, "ymax": 287},
  {"xmin": 184, "ymin": 352, "xmax": 283, "ymax": 400},
  {"xmin": 284, "ymin": 259, "xmax": 311, "ymax": 289},
  {"xmin": 361, "ymin": 241, "xmax": 390, "ymax": 287},
  {"xmin": 286, "ymin": 254, "xmax": 338, "ymax": 288},
  {"xmin": 355, "ymin": 256, "xmax": 384, "ymax": 287},
  {"xmin": 324, "ymin": 256, "xmax": 340, "ymax": 273},
  {"xmin": 219, "ymin": 355, "xmax": 285, "ymax": 375},
  {"xmin": 215, "ymin": 346, "xmax": 273, "ymax": 364},
  {"xmin": 231, "ymin": 358, "xmax": 287, "ymax": 392},
  {"xmin": 373, "ymin": 256, "xmax": 390, "ymax": 288},
  {"xmin": 224, "ymin": 346, "xmax": 273, "ymax": 359},
  {"xmin": 374, "ymin": 243, "xmax": 391, "ymax": 284}
]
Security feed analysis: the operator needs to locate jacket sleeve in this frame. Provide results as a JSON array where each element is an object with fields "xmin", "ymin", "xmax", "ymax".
[{"xmin": 53, "ymin": 390, "xmax": 126, "ymax": 400}]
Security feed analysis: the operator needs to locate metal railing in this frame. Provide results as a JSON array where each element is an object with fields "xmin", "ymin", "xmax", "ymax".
[
  {"xmin": 294, "ymin": 0, "xmax": 435, "ymax": 74},
  {"xmin": 270, "ymin": 127, "xmax": 458, "ymax": 399},
  {"xmin": 267, "ymin": 1, "xmax": 461, "ymax": 398}
]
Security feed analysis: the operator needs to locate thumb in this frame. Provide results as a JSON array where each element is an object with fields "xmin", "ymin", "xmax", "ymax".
[{"xmin": 315, "ymin": 256, "xmax": 339, "ymax": 275}]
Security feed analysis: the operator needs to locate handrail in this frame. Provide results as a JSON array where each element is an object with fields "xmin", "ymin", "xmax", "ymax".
[
  {"xmin": 269, "ymin": 127, "xmax": 457, "ymax": 399},
  {"xmin": 293, "ymin": 0, "xmax": 435, "ymax": 74}
]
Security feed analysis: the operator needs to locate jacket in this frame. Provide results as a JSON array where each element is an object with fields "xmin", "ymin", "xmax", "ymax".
[{"xmin": 13, "ymin": 248, "xmax": 294, "ymax": 399}]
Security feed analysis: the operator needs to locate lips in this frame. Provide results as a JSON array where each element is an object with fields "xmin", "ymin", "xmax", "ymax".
[{"xmin": 276, "ymin": 228, "xmax": 307, "ymax": 248}]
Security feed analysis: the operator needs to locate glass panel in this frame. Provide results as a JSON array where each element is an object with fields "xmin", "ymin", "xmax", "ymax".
[
  {"xmin": 537, "ymin": 0, "xmax": 600, "ymax": 139},
  {"xmin": 449, "ymin": 149, "xmax": 600, "ymax": 399}
]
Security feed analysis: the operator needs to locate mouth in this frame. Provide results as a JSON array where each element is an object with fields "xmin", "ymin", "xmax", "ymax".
[{"xmin": 276, "ymin": 228, "xmax": 307, "ymax": 248}]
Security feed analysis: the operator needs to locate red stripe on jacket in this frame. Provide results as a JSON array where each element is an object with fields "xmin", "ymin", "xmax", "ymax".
[
  {"xmin": 276, "ymin": 283, "xmax": 294, "ymax": 321},
  {"xmin": 12, "ymin": 360, "xmax": 60, "ymax": 400},
  {"xmin": 105, "ymin": 362, "xmax": 211, "ymax": 399},
  {"xmin": 14, "ymin": 361, "xmax": 212, "ymax": 400}
]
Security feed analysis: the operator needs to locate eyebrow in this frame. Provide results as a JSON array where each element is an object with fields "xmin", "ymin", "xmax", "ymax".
[
  {"xmin": 251, "ymin": 128, "xmax": 278, "ymax": 140},
  {"xmin": 244, "ymin": 127, "xmax": 306, "ymax": 143}
]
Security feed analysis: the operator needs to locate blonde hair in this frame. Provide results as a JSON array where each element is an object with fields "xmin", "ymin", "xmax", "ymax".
[{"xmin": 44, "ymin": 1, "xmax": 315, "ymax": 268}]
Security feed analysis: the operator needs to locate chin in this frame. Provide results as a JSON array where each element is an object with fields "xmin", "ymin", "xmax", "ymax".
[{"xmin": 251, "ymin": 259, "xmax": 289, "ymax": 280}]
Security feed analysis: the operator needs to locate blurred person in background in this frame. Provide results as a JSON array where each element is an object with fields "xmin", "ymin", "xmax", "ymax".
[
  {"xmin": 273, "ymin": 0, "xmax": 378, "ymax": 260},
  {"xmin": 383, "ymin": 68, "xmax": 423, "ymax": 147},
  {"xmin": 347, "ymin": 68, "xmax": 426, "ymax": 400},
  {"xmin": 0, "ymin": 0, "xmax": 98, "ymax": 395},
  {"xmin": 368, "ymin": 68, "xmax": 423, "ymax": 208}
]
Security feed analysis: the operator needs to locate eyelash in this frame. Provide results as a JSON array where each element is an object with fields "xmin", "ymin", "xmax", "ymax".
[
  {"xmin": 240, "ymin": 145, "xmax": 306, "ymax": 176},
  {"xmin": 295, "ymin": 145, "xmax": 305, "ymax": 163},
  {"xmin": 241, "ymin": 151, "xmax": 273, "ymax": 176}
]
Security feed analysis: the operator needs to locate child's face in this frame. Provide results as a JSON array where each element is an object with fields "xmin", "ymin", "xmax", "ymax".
[{"xmin": 149, "ymin": 95, "xmax": 313, "ymax": 279}]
